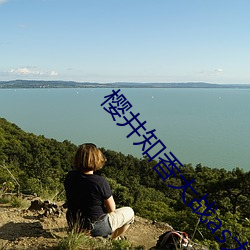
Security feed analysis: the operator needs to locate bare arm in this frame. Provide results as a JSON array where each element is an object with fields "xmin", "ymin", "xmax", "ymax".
[{"xmin": 104, "ymin": 195, "xmax": 116, "ymax": 213}]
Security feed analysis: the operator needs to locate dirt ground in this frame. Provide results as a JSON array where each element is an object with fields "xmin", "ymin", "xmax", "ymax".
[{"xmin": 0, "ymin": 200, "xmax": 173, "ymax": 250}]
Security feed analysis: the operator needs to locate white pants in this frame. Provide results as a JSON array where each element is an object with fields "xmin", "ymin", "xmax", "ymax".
[{"xmin": 107, "ymin": 207, "xmax": 134, "ymax": 232}]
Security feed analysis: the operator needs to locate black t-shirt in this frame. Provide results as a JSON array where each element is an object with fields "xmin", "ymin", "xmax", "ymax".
[{"xmin": 64, "ymin": 170, "xmax": 112, "ymax": 219}]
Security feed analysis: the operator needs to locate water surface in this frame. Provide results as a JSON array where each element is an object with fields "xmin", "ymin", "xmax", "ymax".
[{"xmin": 0, "ymin": 88, "xmax": 249, "ymax": 170}]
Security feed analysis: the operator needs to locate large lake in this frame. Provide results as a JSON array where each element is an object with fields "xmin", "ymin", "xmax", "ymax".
[{"xmin": 0, "ymin": 88, "xmax": 249, "ymax": 171}]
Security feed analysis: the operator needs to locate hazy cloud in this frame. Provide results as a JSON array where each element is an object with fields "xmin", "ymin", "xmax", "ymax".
[
  {"xmin": 9, "ymin": 67, "xmax": 58, "ymax": 77},
  {"xmin": 10, "ymin": 68, "xmax": 31, "ymax": 75},
  {"xmin": 0, "ymin": 0, "xmax": 8, "ymax": 5},
  {"xmin": 198, "ymin": 68, "xmax": 223, "ymax": 75},
  {"xmin": 214, "ymin": 68, "xmax": 223, "ymax": 73},
  {"xmin": 50, "ymin": 70, "xmax": 58, "ymax": 76},
  {"xmin": 18, "ymin": 23, "xmax": 29, "ymax": 30}
]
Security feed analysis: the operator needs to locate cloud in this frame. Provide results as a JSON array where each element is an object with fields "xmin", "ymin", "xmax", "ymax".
[
  {"xmin": 18, "ymin": 23, "xmax": 29, "ymax": 30},
  {"xmin": 214, "ymin": 68, "xmax": 223, "ymax": 73},
  {"xmin": 0, "ymin": 0, "xmax": 8, "ymax": 5},
  {"xmin": 50, "ymin": 70, "xmax": 58, "ymax": 76},
  {"xmin": 10, "ymin": 68, "xmax": 32, "ymax": 75},
  {"xmin": 198, "ymin": 68, "xmax": 224, "ymax": 75},
  {"xmin": 9, "ymin": 67, "xmax": 58, "ymax": 77}
]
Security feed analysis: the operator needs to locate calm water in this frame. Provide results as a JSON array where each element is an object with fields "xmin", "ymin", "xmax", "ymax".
[{"xmin": 0, "ymin": 88, "xmax": 249, "ymax": 170}]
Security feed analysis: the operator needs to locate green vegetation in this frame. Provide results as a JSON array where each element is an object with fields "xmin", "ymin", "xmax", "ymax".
[
  {"xmin": 57, "ymin": 229, "xmax": 94, "ymax": 250},
  {"xmin": 1, "ymin": 80, "xmax": 250, "ymax": 89},
  {"xmin": 0, "ymin": 117, "xmax": 249, "ymax": 249},
  {"xmin": 57, "ymin": 230, "xmax": 143, "ymax": 250}
]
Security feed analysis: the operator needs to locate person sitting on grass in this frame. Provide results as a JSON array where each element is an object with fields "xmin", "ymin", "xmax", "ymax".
[{"xmin": 64, "ymin": 143, "xmax": 134, "ymax": 239}]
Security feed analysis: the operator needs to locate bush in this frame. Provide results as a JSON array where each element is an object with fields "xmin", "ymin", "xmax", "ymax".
[
  {"xmin": 0, "ymin": 195, "xmax": 11, "ymax": 204},
  {"xmin": 10, "ymin": 196, "xmax": 29, "ymax": 208},
  {"xmin": 133, "ymin": 201, "xmax": 173, "ymax": 222},
  {"xmin": 107, "ymin": 178, "xmax": 134, "ymax": 207},
  {"xmin": 57, "ymin": 230, "xmax": 94, "ymax": 250},
  {"xmin": 57, "ymin": 231, "xmax": 144, "ymax": 250}
]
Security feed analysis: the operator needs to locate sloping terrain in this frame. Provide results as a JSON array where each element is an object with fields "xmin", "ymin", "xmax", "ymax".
[{"xmin": 0, "ymin": 201, "xmax": 173, "ymax": 250}]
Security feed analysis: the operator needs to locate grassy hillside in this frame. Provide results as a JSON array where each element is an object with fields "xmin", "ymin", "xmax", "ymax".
[{"xmin": 0, "ymin": 117, "xmax": 249, "ymax": 249}]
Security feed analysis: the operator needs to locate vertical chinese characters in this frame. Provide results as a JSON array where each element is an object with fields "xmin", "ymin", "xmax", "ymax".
[{"xmin": 101, "ymin": 89, "xmax": 248, "ymax": 249}]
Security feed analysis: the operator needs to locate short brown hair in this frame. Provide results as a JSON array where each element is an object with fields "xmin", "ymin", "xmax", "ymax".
[{"xmin": 73, "ymin": 143, "xmax": 106, "ymax": 172}]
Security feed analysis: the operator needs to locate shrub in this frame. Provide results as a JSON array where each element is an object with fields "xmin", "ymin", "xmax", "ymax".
[
  {"xmin": 133, "ymin": 201, "xmax": 173, "ymax": 222},
  {"xmin": 10, "ymin": 196, "xmax": 29, "ymax": 208},
  {"xmin": 57, "ymin": 230, "xmax": 93, "ymax": 250}
]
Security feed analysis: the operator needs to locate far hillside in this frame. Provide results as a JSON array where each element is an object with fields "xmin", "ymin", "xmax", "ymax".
[
  {"xmin": 1, "ymin": 80, "xmax": 250, "ymax": 88},
  {"xmin": 0, "ymin": 117, "xmax": 249, "ymax": 249}
]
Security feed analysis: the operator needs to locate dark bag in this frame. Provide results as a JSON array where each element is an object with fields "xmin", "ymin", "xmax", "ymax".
[{"xmin": 155, "ymin": 230, "xmax": 193, "ymax": 250}]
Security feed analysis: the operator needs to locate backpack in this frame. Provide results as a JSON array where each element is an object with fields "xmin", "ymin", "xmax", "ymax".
[{"xmin": 155, "ymin": 230, "xmax": 194, "ymax": 250}]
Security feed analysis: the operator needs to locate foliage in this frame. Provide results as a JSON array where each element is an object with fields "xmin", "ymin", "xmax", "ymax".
[
  {"xmin": 106, "ymin": 178, "xmax": 134, "ymax": 207},
  {"xmin": 1, "ymin": 117, "xmax": 250, "ymax": 248},
  {"xmin": 57, "ymin": 229, "xmax": 144, "ymax": 250},
  {"xmin": 57, "ymin": 230, "xmax": 94, "ymax": 250},
  {"xmin": 0, "ymin": 117, "xmax": 76, "ymax": 196},
  {"xmin": 134, "ymin": 201, "xmax": 173, "ymax": 222},
  {"xmin": 10, "ymin": 196, "xmax": 29, "ymax": 208},
  {"xmin": 0, "ymin": 195, "xmax": 12, "ymax": 204}
]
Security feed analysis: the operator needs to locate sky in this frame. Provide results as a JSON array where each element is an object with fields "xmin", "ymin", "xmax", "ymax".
[{"xmin": 1, "ymin": 0, "xmax": 250, "ymax": 84}]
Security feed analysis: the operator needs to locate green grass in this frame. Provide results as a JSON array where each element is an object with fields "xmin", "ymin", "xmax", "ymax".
[
  {"xmin": 56, "ymin": 230, "xmax": 145, "ymax": 250},
  {"xmin": 0, "ymin": 196, "xmax": 11, "ymax": 204},
  {"xmin": 0, "ymin": 194, "xmax": 29, "ymax": 208},
  {"xmin": 57, "ymin": 230, "xmax": 94, "ymax": 250}
]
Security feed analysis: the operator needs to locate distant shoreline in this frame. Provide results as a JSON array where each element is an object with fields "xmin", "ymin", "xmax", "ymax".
[{"xmin": 1, "ymin": 80, "xmax": 250, "ymax": 89}]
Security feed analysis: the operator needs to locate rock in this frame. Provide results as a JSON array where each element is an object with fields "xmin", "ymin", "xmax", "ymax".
[
  {"xmin": 28, "ymin": 199, "xmax": 63, "ymax": 217},
  {"xmin": 28, "ymin": 199, "xmax": 44, "ymax": 210}
]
